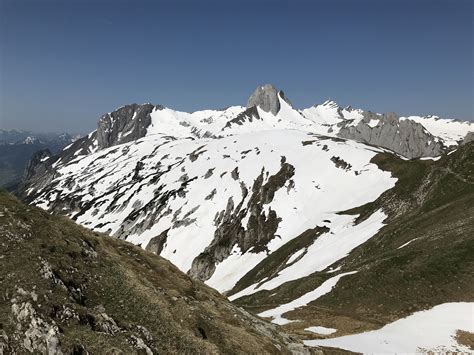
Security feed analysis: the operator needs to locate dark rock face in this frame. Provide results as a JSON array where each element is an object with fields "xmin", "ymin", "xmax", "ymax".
[
  {"xmin": 462, "ymin": 131, "xmax": 474, "ymax": 145},
  {"xmin": 189, "ymin": 161, "xmax": 295, "ymax": 281},
  {"xmin": 18, "ymin": 104, "xmax": 162, "ymax": 199},
  {"xmin": 20, "ymin": 149, "xmax": 56, "ymax": 195},
  {"xmin": 96, "ymin": 103, "xmax": 158, "ymax": 149},
  {"xmin": 23, "ymin": 149, "xmax": 53, "ymax": 181},
  {"xmin": 338, "ymin": 112, "xmax": 445, "ymax": 159},
  {"xmin": 223, "ymin": 106, "xmax": 261, "ymax": 129},
  {"xmin": 330, "ymin": 156, "xmax": 352, "ymax": 170},
  {"xmin": 247, "ymin": 84, "xmax": 291, "ymax": 115},
  {"xmin": 145, "ymin": 229, "xmax": 170, "ymax": 255}
]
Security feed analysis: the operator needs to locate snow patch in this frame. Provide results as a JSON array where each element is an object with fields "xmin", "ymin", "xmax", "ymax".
[
  {"xmin": 305, "ymin": 326, "xmax": 337, "ymax": 335},
  {"xmin": 305, "ymin": 302, "xmax": 474, "ymax": 353},
  {"xmin": 258, "ymin": 271, "xmax": 357, "ymax": 325},
  {"xmin": 230, "ymin": 210, "xmax": 387, "ymax": 300},
  {"xmin": 398, "ymin": 238, "xmax": 420, "ymax": 249}
]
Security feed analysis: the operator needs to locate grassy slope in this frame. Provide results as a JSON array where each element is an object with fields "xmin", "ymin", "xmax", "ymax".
[
  {"xmin": 233, "ymin": 143, "xmax": 474, "ymax": 339},
  {"xmin": 0, "ymin": 191, "xmax": 312, "ymax": 354}
]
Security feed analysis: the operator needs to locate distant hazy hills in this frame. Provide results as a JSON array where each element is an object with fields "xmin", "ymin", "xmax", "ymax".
[{"xmin": 0, "ymin": 130, "xmax": 80, "ymax": 188}]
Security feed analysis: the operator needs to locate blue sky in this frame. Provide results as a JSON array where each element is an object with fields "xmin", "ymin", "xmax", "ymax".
[{"xmin": 0, "ymin": 0, "xmax": 472, "ymax": 133}]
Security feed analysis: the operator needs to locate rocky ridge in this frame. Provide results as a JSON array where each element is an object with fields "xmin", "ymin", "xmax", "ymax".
[
  {"xmin": 337, "ymin": 111, "xmax": 444, "ymax": 159},
  {"xmin": 19, "ymin": 85, "xmax": 473, "ymax": 196}
]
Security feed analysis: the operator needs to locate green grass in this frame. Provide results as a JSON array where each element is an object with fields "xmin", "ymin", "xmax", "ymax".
[
  {"xmin": 233, "ymin": 143, "xmax": 474, "ymax": 338},
  {"xmin": 230, "ymin": 226, "xmax": 328, "ymax": 297}
]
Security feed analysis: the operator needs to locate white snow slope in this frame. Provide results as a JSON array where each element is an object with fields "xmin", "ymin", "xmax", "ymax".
[
  {"xmin": 258, "ymin": 271, "xmax": 358, "ymax": 325},
  {"xmin": 31, "ymin": 98, "xmax": 396, "ymax": 293},
  {"xmin": 305, "ymin": 302, "xmax": 474, "ymax": 353},
  {"xmin": 26, "ymin": 93, "xmax": 473, "ymax": 341}
]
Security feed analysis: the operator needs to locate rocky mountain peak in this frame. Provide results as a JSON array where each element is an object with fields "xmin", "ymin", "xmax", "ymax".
[
  {"xmin": 246, "ymin": 84, "xmax": 291, "ymax": 115},
  {"xmin": 96, "ymin": 103, "xmax": 158, "ymax": 149},
  {"xmin": 321, "ymin": 99, "xmax": 339, "ymax": 109}
]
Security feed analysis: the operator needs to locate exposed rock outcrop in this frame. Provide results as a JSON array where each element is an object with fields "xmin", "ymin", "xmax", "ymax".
[
  {"xmin": 0, "ymin": 191, "xmax": 313, "ymax": 354},
  {"xmin": 23, "ymin": 149, "xmax": 53, "ymax": 181},
  {"xmin": 20, "ymin": 149, "xmax": 56, "ymax": 195},
  {"xmin": 247, "ymin": 84, "xmax": 291, "ymax": 115},
  {"xmin": 223, "ymin": 106, "xmax": 261, "ymax": 129},
  {"xmin": 338, "ymin": 111, "xmax": 445, "ymax": 158},
  {"xmin": 462, "ymin": 131, "xmax": 474, "ymax": 145},
  {"xmin": 189, "ymin": 160, "xmax": 295, "ymax": 281},
  {"xmin": 97, "ymin": 103, "xmax": 159, "ymax": 149},
  {"xmin": 17, "ymin": 103, "xmax": 163, "ymax": 200}
]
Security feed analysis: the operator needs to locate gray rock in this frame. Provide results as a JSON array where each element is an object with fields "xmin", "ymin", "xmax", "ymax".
[
  {"xmin": 247, "ymin": 84, "xmax": 291, "ymax": 115},
  {"xmin": 20, "ymin": 149, "xmax": 56, "ymax": 195},
  {"xmin": 462, "ymin": 131, "xmax": 474, "ymax": 145},
  {"xmin": 338, "ymin": 111, "xmax": 445, "ymax": 158},
  {"xmin": 97, "ymin": 103, "xmax": 159, "ymax": 149},
  {"xmin": 11, "ymin": 300, "xmax": 63, "ymax": 354},
  {"xmin": 189, "ymin": 161, "xmax": 295, "ymax": 281},
  {"xmin": 18, "ymin": 103, "xmax": 162, "ymax": 199},
  {"xmin": 23, "ymin": 149, "xmax": 53, "ymax": 181}
]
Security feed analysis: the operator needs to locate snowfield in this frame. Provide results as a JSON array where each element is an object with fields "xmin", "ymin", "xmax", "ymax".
[
  {"xmin": 304, "ymin": 302, "xmax": 474, "ymax": 353},
  {"xmin": 33, "ymin": 126, "xmax": 396, "ymax": 294},
  {"xmin": 25, "ymin": 89, "xmax": 473, "ymax": 343}
]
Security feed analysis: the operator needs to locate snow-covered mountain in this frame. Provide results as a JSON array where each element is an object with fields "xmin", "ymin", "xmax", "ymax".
[{"xmin": 19, "ymin": 85, "xmax": 474, "ymax": 351}]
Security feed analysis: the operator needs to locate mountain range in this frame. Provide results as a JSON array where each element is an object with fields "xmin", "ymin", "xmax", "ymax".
[
  {"xmin": 0, "ymin": 130, "xmax": 80, "ymax": 189},
  {"xmin": 16, "ymin": 84, "xmax": 474, "ymax": 352}
]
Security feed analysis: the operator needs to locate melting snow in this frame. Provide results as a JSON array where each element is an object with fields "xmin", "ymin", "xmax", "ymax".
[
  {"xmin": 304, "ymin": 302, "xmax": 474, "ymax": 353},
  {"xmin": 367, "ymin": 119, "xmax": 379, "ymax": 128},
  {"xmin": 229, "ymin": 210, "xmax": 387, "ymax": 300},
  {"xmin": 305, "ymin": 326, "xmax": 337, "ymax": 335},
  {"xmin": 286, "ymin": 249, "xmax": 306, "ymax": 265},
  {"xmin": 258, "ymin": 271, "xmax": 357, "ymax": 325},
  {"xmin": 398, "ymin": 238, "xmax": 420, "ymax": 249},
  {"xmin": 420, "ymin": 156, "xmax": 441, "ymax": 161}
]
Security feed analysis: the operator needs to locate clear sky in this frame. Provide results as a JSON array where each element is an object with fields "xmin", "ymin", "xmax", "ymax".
[{"xmin": 0, "ymin": 0, "xmax": 472, "ymax": 133}]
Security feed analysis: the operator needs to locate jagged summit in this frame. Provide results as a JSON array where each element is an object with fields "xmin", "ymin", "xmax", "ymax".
[
  {"xmin": 246, "ymin": 84, "xmax": 291, "ymax": 115},
  {"xmin": 97, "ymin": 103, "xmax": 159, "ymax": 149},
  {"xmin": 320, "ymin": 99, "xmax": 339, "ymax": 109}
]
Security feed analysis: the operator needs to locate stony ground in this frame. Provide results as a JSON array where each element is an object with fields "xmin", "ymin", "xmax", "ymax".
[{"xmin": 0, "ymin": 191, "xmax": 315, "ymax": 354}]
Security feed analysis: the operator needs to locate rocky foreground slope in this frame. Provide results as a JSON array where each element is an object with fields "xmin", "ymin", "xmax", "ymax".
[{"xmin": 0, "ymin": 191, "xmax": 312, "ymax": 354}]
